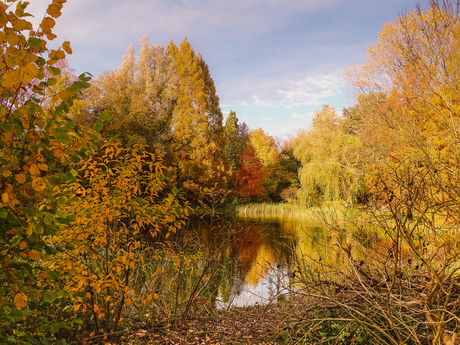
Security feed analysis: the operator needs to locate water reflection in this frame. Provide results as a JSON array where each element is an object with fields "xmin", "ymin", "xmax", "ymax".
[{"xmin": 189, "ymin": 214, "xmax": 334, "ymax": 308}]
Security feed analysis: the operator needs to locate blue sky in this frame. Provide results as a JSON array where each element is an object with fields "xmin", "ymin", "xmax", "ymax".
[{"xmin": 28, "ymin": 0, "xmax": 422, "ymax": 140}]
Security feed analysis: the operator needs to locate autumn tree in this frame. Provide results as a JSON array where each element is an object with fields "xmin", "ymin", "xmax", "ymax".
[
  {"xmin": 293, "ymin": 105, "xmax": 363, "ymax": 205},
  {"xmin": 53, "ymin": 138, "xmax": 189, "ymax": 335},
  {"xmin": 306, "ymin": 2, "xmax": 460, "ymax": 343},
  {"xmin": 167, "ymin": 38, "xmax": 230, "ymax": 193},
  {"xmin": 86, "ymin": 37, "xmax": 175, "ymax": 155},
  {"xmin": 249, "ymin": 128, "xmax": 278, "ymax": 167},
  {"xmin": 234, "ymin": 145, "xmax": 266, "ymax": 198},
  {"xmin": 0, "ymin": 1, "xmax": 95, "ymax": 343}
]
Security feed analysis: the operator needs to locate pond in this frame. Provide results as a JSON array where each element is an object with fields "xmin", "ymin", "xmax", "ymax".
[{"xmin": 186, "ymin": 214, "xmax": 347, "ymax": 309}]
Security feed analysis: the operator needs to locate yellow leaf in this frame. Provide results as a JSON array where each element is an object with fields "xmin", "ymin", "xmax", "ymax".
[
  {"xmin": 2, "ymin": 170, "xmax": 11, "ymax": 178},
  {"xmin": 53, "ymin": 148, "xmax": 64, "ymax": 158},
  {"xmin": 29, "ymin": 164, "xmax": 40, "ymax": 176},
  {"xmin": 154, "ymin": 294, "xmax": 158, "ymax": 300},
  {"xmin": 1, "ymin": 193, "xmax": 9, "ymax": 203},
  {"xmin": 14, "ymin": 293, "xmax": 27, "ymax": 309},
  {"xmin": 105, "ymin": 296, "xmax": 111, "ymax": 302},
  {"xmin": 73, "ymin": 304, "xmax": 80, "ymax": 312},
  {"xmin": 40, "ymin": 17, "xmax": 55, "ymax": 34},
  {"xmin": 15, "ymin": 173, "xmax": 26, "ymax": 184},
  {"xmin": 1, "ymin": 71, "xmax": 17, "ymax": 88},
  {"xmin": 32, "ymin": 177, "xmax": 46, "ymax": 192},
  {"xmin": 19, "ymin": 115, "xmax": 29, "ymax": 129},
  {"xmin": 62, "ymin": 41, "xmax": 72, "ymax": 54},
  {"xmin": 124, "ymin": 286, "xmax": 129, "ymax": 293},
  {"xmin": 37, "ymin": 163, "xmax": 48, "ymax": 171},
  {"xmin": 125, "ymin": 298, "xmax": 131, "ymax": 306},
  {"xmin": 29, "ymin": 249, "xmax": 41, "ymax": 261},
  {"xmin": 26, "ymin": 223, "xmax": 33, "ymax": 236},
  {"xmin": 46, "ymin": 3, "xmax": 62, "ymax": 18},
  {"xmin": 19, "ymin": 241, "xmax": 27, "ymax": 249},
  {"xmin": 56, "ymin": 50, "xmax": 65, "ymax": 60}
]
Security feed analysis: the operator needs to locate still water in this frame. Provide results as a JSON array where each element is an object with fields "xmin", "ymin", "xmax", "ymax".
[{"xmin": 187, "ymin": 214, "xmax": 343, "ymax": 309}]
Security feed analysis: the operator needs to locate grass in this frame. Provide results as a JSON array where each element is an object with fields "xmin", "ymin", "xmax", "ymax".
[{"xmin": 234, "ymin": 201, "xmax": 357, "ymax": 220}]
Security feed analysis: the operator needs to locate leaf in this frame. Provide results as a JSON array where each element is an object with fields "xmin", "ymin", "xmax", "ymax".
[
  {"xmin": 40, "ymin": 17, "xmax": 56, "ymax": 33},
  {"xmin": 93, "ymin": 120, "xmax": 103, "ymax": 132},
  {"xmin": 125, "ymin": 298, "xmax": 132, "ymax": 306},
  {"xmin": 29, "ymin": 164, "xmax": 40, "ymax": 176},
  {"xmin": 29, "ymin": 250, "xmax": 41, "ymax": 261},
  {"xmin": 57, "ymin": 196, "xmax": 67, "ymax": 205},
  {"xmin": 28, "ymin": 37, "xmax": 42, "ymax": 48},
  {"xmin": 14, "ymin": 293, "xmax": 27, "ymax": 309},
  {"xmin": 15, "ymin": 173, "xmax": 26, "ymax": 184},
  {"xmin": 62, "ymin": 41, "xmax": 72, "ymax": 54},
  {"xmin": 32, "ymin": 177, "xmax": 46, "ymax": 192},
  {"xmin": 100, "ymin": 112, "xmax": 111, "ymax": 121},
  {"xmin": 53, "ymin": 148, "xmax": 64, "ymax": 158},
  {"xmin": 1, "ymin": 193, "xmax": 9, "ymax": 203},
  {"xmin": 0, "ymin": 209, "xmax": 7, "ymax": 219},
  {"xmin": 65, "ymin": 121, "xmax": 76, "ymax": 129},
  {"xmin": 44, "ymin": 214, "xmax": 53, "ymax": 225},
  {"xmin": 43, "ymin": 291, "xmax": 55, "ymax": 303}
]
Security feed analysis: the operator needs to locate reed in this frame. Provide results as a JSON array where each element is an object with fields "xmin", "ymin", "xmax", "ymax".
[{"xmin": 235, "ymin": 201, "xmax": 354, "ymax": 220}]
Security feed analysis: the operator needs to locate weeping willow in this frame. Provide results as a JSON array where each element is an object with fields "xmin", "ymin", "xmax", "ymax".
[{"xmin": 293, "ymin": 105, "xmax": 364, "ymax": 205}]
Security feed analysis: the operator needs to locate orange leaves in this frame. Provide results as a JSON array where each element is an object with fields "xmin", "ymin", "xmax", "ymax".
[
  {"xmin": 62, "ymin": 41, "xmax": 72, "ymax": 54},
  {"xmin": 40, "ymin": 17, "xmax": 56, "ymax": 35},
  {"xmin": 29, "ymin": 250, "xmax": 41, "ymax": 261},
  {"xmin": 47, "ymin": 138, "xmax": 190, "ymax": 333},
  {"xmin": 31, "ymin": 177, "xmax": 46, "ymax": 192},
  {"xmin": 14, "ymin": 293, "xmax": 27, "ymax": 309}
]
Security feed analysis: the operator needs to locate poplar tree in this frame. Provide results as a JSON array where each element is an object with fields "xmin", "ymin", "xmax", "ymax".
[{"xmin": 224, "ymin": 110, "xmax": 245, "ymax": 171}]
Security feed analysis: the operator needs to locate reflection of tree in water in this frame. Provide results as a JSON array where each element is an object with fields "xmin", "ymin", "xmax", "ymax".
[{"xmin": 189, "ymin": 215, "xmax": 344, "ymax": 307}]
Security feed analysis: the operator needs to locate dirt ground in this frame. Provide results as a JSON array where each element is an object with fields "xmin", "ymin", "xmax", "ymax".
[{"xmin": 96, "ymin": 296, "xmax": 315, "ymax": 345}]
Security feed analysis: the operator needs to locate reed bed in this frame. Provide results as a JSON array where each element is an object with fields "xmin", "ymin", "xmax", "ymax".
[{"xmin": 235, "ymin": 201, "xmax": 353, "ymax": 220}]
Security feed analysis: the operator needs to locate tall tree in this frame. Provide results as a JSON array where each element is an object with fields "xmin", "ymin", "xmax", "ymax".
[
  {"xmin": 167, "ymin": 38, "xmax": 230, "ymax": 192},
  {"xmin": 86, "ymin": 39, "xmax": 175, "ymax": 154},
  {"xmin": 293, "ymin": 105, "xmax": 363, "ymax": 205},
  {"xmin": 234, "ymin": 145, "xmax": 266, "ymax": 198},
  {"xmin": 249, "ymin": 128, "xmax": 278, "ymax": 167},
  {"xmin": 224, "ymin": 111, "xmax": 241, "ymax": 171},
  {"xmin": 224, "ymin": 110, "xmax": 250, "ymax": 173}
]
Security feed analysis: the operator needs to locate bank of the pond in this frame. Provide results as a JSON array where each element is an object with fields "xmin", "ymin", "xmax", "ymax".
[{"xmin": 103, "ymin": 295, "xmax": 325, "ymax": 344}]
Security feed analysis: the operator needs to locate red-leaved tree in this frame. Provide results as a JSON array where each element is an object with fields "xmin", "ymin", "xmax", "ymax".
[{"xmin": 234, "ymin": 145, "xmax": 266, "ymax": 197}]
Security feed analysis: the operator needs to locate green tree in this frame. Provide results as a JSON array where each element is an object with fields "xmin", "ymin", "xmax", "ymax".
[
  {"xmin": 293, "ymin": 105, "xmax": 363, "ymax": 205},
  {"xmin": 224, "ymin": 110, "xmax": 242, "ymax": 171}
]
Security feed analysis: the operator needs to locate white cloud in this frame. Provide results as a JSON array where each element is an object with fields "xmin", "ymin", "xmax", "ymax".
[
  {"xmin": 262, "ymin": 117, "xmax": 275, "ymax": 121},
  {"xmin": 277, "ymin": 74, "xmax": 344, "ymax": 107}
]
